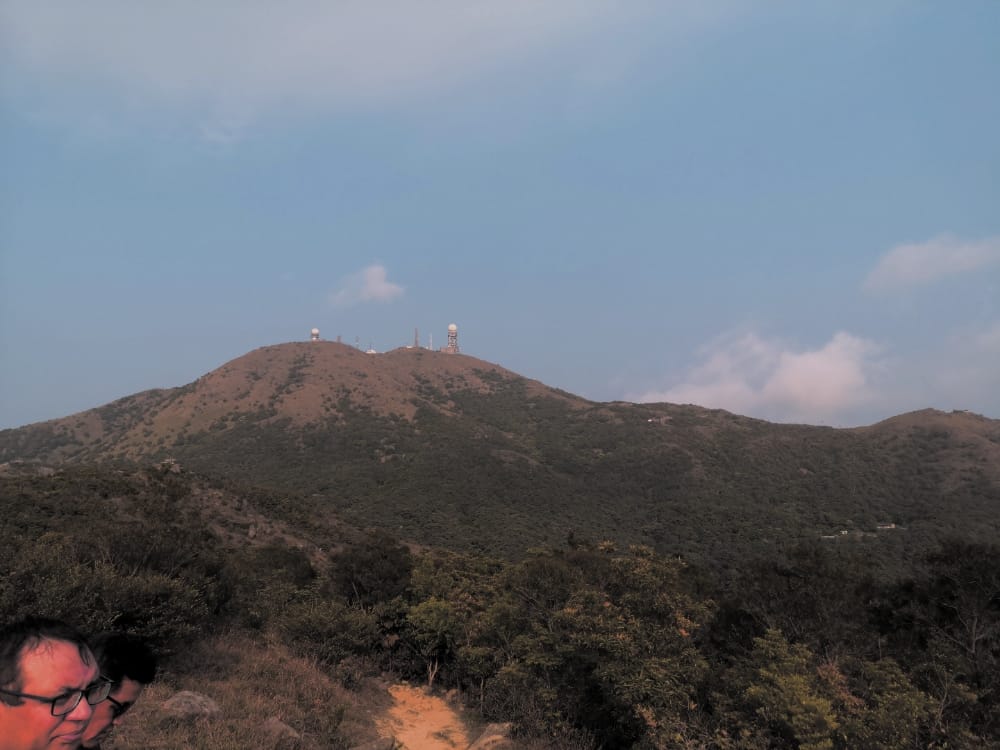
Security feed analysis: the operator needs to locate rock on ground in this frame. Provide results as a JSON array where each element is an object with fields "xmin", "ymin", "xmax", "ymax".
[
  {"xmin": 467, "ymin": 722, "xmax": 516, "ymax": 749},
  {"xmin": 161, "ymin": 690, "xmax": 220, "ymax": 720},
  {"xmin": 262, "ymin": 716, "xmax": 302, "ymax": 748}
]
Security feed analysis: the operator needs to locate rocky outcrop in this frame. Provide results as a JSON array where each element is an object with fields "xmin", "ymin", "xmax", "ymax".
[
  {"xmin": 161, "ymin": 690, "xmax": 221, "ymax": 720},
  {"xmin": 262, "ymin": 716, "xmax": 302, "ymax": 748},
  {"xmin": 467, "ymin": 722, "xmax": 515, "ymax": 749}
]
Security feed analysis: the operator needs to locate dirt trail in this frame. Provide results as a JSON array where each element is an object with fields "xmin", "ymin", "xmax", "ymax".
[{"xmin": 376, "ymin": 683, "xmax": 472, "ymax": 750}]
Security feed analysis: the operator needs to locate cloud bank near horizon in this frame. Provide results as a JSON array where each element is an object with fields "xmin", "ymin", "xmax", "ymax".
[
  {"xmin": 632, "ymin": 232, "xmax": 1000, "ymax": 425},
  {"xmin": 632, "ymin": 331, "xmax": 882, "ymax": 425},
  {"xmin": 630, "ymin": 314, "xmax": 1000, "ymax": 427}
]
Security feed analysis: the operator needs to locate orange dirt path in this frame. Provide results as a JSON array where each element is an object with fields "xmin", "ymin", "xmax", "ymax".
[{"xmin": 376, "ymin": 683, "xmax": 471, "ymax": 750}]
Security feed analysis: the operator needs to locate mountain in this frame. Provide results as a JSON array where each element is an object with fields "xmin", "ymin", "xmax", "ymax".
[
  {"xmin": 0, "ymin": 342, "xmax": 573, "ymax": 459},
  {"xmin": 2, "ymin": 341, "xmax": 998, "ymax": 566}
]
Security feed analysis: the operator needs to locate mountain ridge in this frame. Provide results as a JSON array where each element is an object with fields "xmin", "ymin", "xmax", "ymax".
[
  {"xmin": 0, "ymin": 341, "xmax": 582, "ymax": 461},
  {"xmin": 2, "ymin": 341, "xmax": 998, "ymax": 564}
]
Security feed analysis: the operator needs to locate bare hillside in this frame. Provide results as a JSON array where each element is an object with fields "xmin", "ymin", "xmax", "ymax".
[{"xmin": 0, "ymin": 342, "xmax": 583, "ymax": 462}]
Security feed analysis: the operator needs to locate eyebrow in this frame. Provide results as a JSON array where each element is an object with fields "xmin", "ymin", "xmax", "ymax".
[{"xmin": 53, "ymin": 677, "xmax": 102, "ymax": 693}]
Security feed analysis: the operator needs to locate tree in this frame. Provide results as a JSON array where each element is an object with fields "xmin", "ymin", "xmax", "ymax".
[
  {"xmin": 837, "ymin": 658, "xmax": 933, "ymax": 750},
  {"xmin": 407, "ymin": 597, "xmax": 459, "ymax": 688},
  {"xmin": 743, "ymin": 629, "xmax": 839, "ymax": 750},
  {"xmin": 331, "ymin": 530, "xmax": 413, "ymax": 608}
]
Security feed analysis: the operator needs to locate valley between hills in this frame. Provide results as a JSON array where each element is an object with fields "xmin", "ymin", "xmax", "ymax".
[{"xmin": 1, "ymin": 341, "xmax": 998, "ymax": 748}]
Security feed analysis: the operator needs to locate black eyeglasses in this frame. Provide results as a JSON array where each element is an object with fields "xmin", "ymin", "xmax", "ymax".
[
  {"xmin": 0, "ymin": 680, "xmax": 112, "ymax": 717},
  {"xmin": 106, "ymin": 694, "xmax": 135, "ymax": 719}
]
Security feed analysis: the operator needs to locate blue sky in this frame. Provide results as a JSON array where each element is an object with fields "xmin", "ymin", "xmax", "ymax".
[{"xmin": 1, "ymin": 1, "xmax": 998, "ymax": 429}]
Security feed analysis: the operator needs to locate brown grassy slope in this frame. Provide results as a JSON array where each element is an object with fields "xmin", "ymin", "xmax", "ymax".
[
  {"xmin": 0, "ymin": 341, "xmax": 584, "ymax": 463},
  {"xmin": 111, "ymin": 633, "xmax": 387, "ymax": 750},
  {"xmin": 115, "ymin": 634, "xmax": 527, "ymax": 750}
]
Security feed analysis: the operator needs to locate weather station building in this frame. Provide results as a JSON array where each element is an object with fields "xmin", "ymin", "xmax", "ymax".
[
  {"xmin": 441, "ymin": 323, "xmax": 460, "ymax": 354},
  {"xmin": 308, "ymin": 322, "xmax": 460, "ymax": 353}
]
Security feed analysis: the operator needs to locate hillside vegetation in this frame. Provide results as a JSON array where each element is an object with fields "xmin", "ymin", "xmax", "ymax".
[
  {"xmin": 1, "ymin": 342, "xmax": 997, "ymax": 570},
  {"xmin": 2, "ymin": 344, "xmax": 999, "ymax": 745},
  {"xmin": 1, "ymin": 463, "xmax": 997, "ymax": 748}
]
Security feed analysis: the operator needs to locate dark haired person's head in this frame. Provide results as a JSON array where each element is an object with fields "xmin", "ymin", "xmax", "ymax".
[
  {"xmin": 80, "ymin": 633, "xmax": 157, "ymax": 749},
  {"xmin": 0, "ymin": 617, "xmax": 103, "ymax": 750}
]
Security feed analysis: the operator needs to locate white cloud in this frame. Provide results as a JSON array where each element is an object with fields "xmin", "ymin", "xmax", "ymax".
[
  {"xmin": 864, "ymin": 234, "xmax": 1000, "ymax": 293},
  {"xmin": 0, "ymin": 1, "xmax": 656, "ymax": 123},
  {"xmin": 329, "ymin": 264, "xmax": 403, "ymax": 307},
  {"xmin": 633, "ymin": 331, "xmax": 882, "ymax": 425}
]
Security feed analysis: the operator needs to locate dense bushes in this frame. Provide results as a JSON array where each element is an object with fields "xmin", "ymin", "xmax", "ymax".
[
  {"xmin": 277, "ymin": 597, "xmax": 380, "ymax": 666},
  {"xmin": 0, "ymin": 465, "xmax": 228, "ymax": 655},
  {"xmin": 274, "ymin": 537, "xmax": 999, "ymax": 748},
  {"xmin": 2, "ymin": 465, "xmax": 998, "ymax": 747}
]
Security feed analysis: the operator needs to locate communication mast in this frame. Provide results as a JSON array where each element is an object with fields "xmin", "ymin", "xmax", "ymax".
[{"xmin": 445, "ymin": 323, "xmax": 459, "ymax": 353}]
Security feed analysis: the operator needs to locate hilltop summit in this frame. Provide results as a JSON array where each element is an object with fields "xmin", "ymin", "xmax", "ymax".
[
  {"xmin": 0, "ymin": 341, "xmax": 582, "ymax": 464},
  {"xmin": 1, "ymin": 342, "xmax": 997, "ymax": 562}
]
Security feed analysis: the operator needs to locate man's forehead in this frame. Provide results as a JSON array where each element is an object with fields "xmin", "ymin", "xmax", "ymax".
[
  {"xmin": 20, "ymin": 638, "xmax": 97, "ymax": 690},
  {"xmin": 109, "ymin": 677, "xmax": 145, "ymax": 708}
]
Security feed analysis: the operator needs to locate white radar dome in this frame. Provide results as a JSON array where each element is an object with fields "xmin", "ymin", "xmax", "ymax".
[{"xmin": 448, "ymin": 324, "xmax": 457, "ymax": 332}]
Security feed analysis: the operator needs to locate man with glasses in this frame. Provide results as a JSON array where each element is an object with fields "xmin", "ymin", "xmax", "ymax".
[
  {"xmin": 80, "ymin": 633, "xmax": 157, "ymax": 750},
  {"xmin": 0, "ymin": 617, "xmax": 109, "ymax": 750}
]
